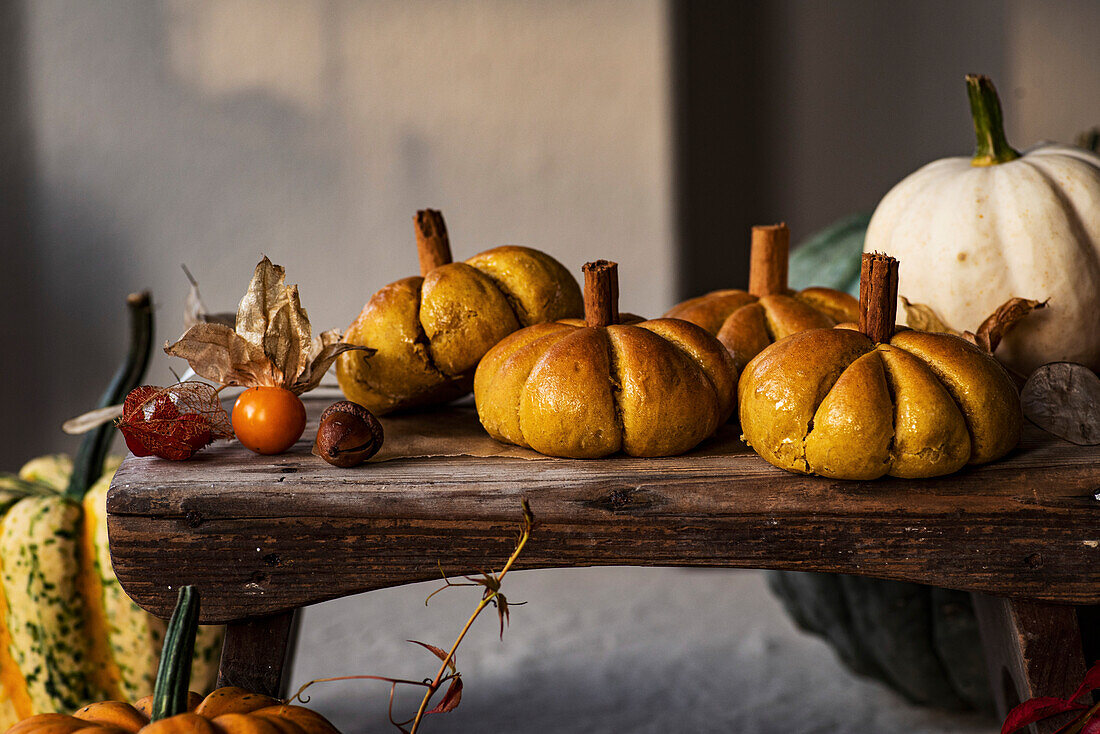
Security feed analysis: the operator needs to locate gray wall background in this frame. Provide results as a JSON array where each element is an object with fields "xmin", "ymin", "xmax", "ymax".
[{"xmin": 3, "ymin": 1, "xmax": 1099, "ymax": 467}]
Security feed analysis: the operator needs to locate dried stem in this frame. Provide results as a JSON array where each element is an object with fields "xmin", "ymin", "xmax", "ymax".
[
  {"xmin": 747, "ymin": 223, "xmax": 789, "ymax": 297},
  {"xmin": 408, "ymin": 500, "xmax": 534, "ymax": 733},
  {"xmin": 415, "ymin": 209, "xmax": 453, "ymax": 276},
  {"xmin": 582, "ymin": 260, "xmax": 619, "ymax": 328},
  {"xmin": 858, "ymin": 252, "xmax": 899, "ymax": 344}
]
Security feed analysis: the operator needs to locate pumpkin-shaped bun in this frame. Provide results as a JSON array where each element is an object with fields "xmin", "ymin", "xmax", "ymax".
[
  {"xmin": 738, "ymin": 254, "xmax": 1020, "ymax": 480},
  {"xmin": 476, "ymin": 261, "xmax": 736, "ymax": 458},
  {"xmin": 664, "ymin": 224, "xmax": 859, "ymax": 372},
  {"xmin": 337, "ymin": 210, "xmax": 582, "ymax": 415}
]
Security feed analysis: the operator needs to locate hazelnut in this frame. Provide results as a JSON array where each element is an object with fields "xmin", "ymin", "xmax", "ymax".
[{"xmin": 313, "ymin": 400, "xmax": 384, "ymax": 467}]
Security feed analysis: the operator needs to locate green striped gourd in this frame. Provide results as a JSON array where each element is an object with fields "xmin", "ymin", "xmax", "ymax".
[{"xmin": 0, "ymin": 294, "xmax": 222, "ymax": 728}]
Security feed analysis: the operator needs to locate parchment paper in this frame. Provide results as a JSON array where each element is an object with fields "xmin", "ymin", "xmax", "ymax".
[{"xmin": 305, "ymin": 387, "xmax": 748, "ymax": 464}]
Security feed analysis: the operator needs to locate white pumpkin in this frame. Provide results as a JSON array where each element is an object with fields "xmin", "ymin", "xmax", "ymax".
[{"xmin": 864, "ymin": 74, "xmax": 1100, "ymax": 374}]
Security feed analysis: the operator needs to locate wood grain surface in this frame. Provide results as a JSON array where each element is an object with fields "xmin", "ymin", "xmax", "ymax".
[
  {"xmin": 972, "ymin": 594, "xmax": 1087, "ymax": 733},
  {"xmin": 108, "ymin": 399, "xmax": 1100, "ymax": 622}
]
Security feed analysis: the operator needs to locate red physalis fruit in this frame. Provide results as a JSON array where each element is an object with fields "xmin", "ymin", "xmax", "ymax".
[{"xmin": 117, "ymin": 382, "xmax": 233, "ymax": 460}]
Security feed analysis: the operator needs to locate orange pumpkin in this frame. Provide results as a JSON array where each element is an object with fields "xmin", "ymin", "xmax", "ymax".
[{"xmin": 5, "ymin": 590, "xmax": 339, "ymax": 734}]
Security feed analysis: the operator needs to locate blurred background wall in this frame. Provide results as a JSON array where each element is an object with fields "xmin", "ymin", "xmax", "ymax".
[{"xmin": 3, "ymin": 0, "xmax": 1100, "ymax": 466}]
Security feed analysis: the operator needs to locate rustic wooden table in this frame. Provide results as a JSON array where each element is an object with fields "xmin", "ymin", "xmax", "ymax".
[{"xmin": 107, "ymin": 397, "xmax": 1099, "ymax": 732}]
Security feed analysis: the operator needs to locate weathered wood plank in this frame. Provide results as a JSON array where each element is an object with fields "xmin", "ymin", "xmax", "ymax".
[
  {"xmin": 216, "ymin": 610, "xmax": 300, "ymax": 698},
  {"xmin": 972, "ymin": 594, "xmax": 1086, "ymax": 734},
  {"xmin": 107, "ymin": 402, "xmax": 1100, "ymax": 620},
  {"xmin": 110, "ymin": 506, "xmax": 1100, "ymax": 621}
]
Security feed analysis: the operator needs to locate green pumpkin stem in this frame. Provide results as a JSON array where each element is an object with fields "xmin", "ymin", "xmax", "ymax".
[
  {"xmin": 65, "ymin": 292, "xmax": 154, "ymax": 500},
  {"xmin": 151, "ymin": 586, "xmax": 199, "ymax": 721},
  {"xmin": 966, "ymin": 74, "xmax": 1020, "ymax": 167}
]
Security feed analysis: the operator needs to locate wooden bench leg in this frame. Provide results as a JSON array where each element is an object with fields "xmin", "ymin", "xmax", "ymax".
[
  {"xmin": 972, "ymin": 594, "xmax": 1086, "ymax": 734},
  {"xmin": 216, "ymin": 609, "xmax": 301, "ymax": 698}
]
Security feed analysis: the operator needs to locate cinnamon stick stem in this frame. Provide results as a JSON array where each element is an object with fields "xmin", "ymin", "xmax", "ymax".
[
  {"xmin": 414, "ymin": 209, "xmax": 453, "ymax": 276},
  {"xmin": 582, "ymin": 260, "xmax": 619, "ymax": 328},
  {"xmin": 747, "ymin": 223, "xmax": 790, "ymax": 297},
  {"xmin": 859, "ymin": 252, "xmax": 899, "ymax": 344}
]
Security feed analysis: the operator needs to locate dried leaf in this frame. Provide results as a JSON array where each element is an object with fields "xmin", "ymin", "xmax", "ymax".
[
  {"xmin": 236, "ymin": 256, "xmax": 287, "ymax": 351},
  {"xmin": 116, "ymin": 383, "xmax": 233, "ymax": 460},
  {"xmin": 973, "ymin": 298, "xmax": 1046, "ymax": 353},
  {"xmin": 1001, "ymin": 697, "xmax": 1087, "ymax": 734},
  {"xmin": 1069, "ymin": 659, "xmax": 1100, "ymax": 704},
  {"xmin": 309, "ymin": 328, "xmax": 342, "ymax": 363},
  {"xmin": 1021, "ymin": 363, "xmax": 1100, "ymax": 445},
  {"xmin": 165, "ymin": 322, "xmax": 278, "ymax": 388},
  {"xmin": 1001, "ymin": 660, "xmax": 1100, "ymax": 734},
  {"xmin": 261, "ymin": 284, "xmax": 312, "ymax": 386},
  {"xmin": 496, "ymin": 592, "xmax": 510, "ymax": 639},
  {"xmin": 407, "ymin": 640, "xmax": 456, "ymax": 674},
  {"xmin": 900, "ymin": 297, "xmax": 961, "ymax": 336},
  {"xmin": 232, "ymin": 257, "xmax": 312, "ymax": 385},
  {"xmin": 290, "ymin": 341, "xmax": 373, "ymax": 395},
  {"xmin": 169, "ymin": 257, "xmax": 356, "ymax": 394},
  {"xmin": 901, "ymin": 295, "xmax": 1045, "ymax": 355},
  {"xmin": 182, "ymin": 265, "xmax": 234, "ymax": 329},
  {"xmin": 62, "ymin": 404, "xmax": 125, "ymax": 435},
  {"xmin": 425, "ymin": 676, "xmax": 462, "ymax": 715}
]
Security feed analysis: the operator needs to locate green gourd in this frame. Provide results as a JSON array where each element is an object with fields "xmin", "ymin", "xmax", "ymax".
[
  {"xmin": 0, "ymin": 295, "xmax": 222, "ymax": 728},
  {"xmin": 788, "ymin": 212, "xmax": 869, "ymax": 297}
]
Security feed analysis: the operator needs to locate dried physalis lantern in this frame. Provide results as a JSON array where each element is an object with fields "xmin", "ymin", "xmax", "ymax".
[
  {"xmin": 664, "ymin": 224, "xmax": 860, "ymax": 373},
  {"xmin": 117, "ymin": 383, "xmax": 234, "ymax": 460},
  {"xmin": 165, "ymin": 257, "xmax": 369, "ymax": 455},
  {"xmin": 738, "ymin": 253, "xmax": 1021, "ymax": 479},
  {"xmin": 474, "ymin": 260, "xmax": 736, "ymax": 458}
]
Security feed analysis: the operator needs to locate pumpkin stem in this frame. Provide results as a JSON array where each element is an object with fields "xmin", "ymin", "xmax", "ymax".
[
  {"xmin": 151, "ymin": 586, "xmax": 199, "ymax": 722},
  {"xmin": 414, "ymin": 209, "xmax": 453, "ymax": 276},
  {"xmin": 747, "ymin": 224, "xmax": 789, "ymax": 297},
  {"xmin": 582, "ymin": 261, "xmax": 619, "ymax": 328},
  {"xmin": 858, "ymin": 252, "xmax": 899, "ymax": 344},
  {"xmin": 966, "ymin": 74, "xmax": 1020, "ymax": 167},
  {"xmin": 65, "ymin": 291, "xmax": 154, "ymax": 499}
]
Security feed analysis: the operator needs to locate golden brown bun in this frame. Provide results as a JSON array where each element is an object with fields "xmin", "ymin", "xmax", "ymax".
[
  {"xmin": 794, "ymin": 287, "xmax": 861, "ymax": 324},
  {"xmin": 738, "ymin": 325, "xmax": 1021, "ymax": 479},
  {"xmin": 338, "ymin": 247, "xmax": 581, "ymax": 415},
  {"xmin": 473, "ymin": 322, "xmax": 574, "ymax": 446},
  {"xmin": 420, "ymin": 262, "xmax": 519, "ymax": 376},
  {"xmin": 664, "ymin": 290, "xmax": 757, "ymax": 334},
  {"xmin": 475, "ymin": 317, "xmax": 737, "ymax": 458},
  {"xmin": 888, "ymin": 330, "xmax": 1021, "ymax": 464},
  {"xmin": 336, "ymin": 277, "xmax": 469, "ymax": 415},
  {"xmin": 738, "ymin": 328, "xmax": 873, "ymax": 474},
  {"xmin": 665, "ymin": 287, "xmax": 859, "ymax": 373},
  {"xmin": 465, "ymin": 246, "xmax": 584, "ymax": 326}
]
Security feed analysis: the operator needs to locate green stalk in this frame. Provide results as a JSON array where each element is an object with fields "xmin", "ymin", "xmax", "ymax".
[
  {"xmin": 151, "ymin": 586, "xmax": 199, "ymax": 721},
  {"xmin": 65, "ymin": 291, "xmax": 154, "ymax": 499},
  {"xmin": 966, "ymin": 74, "xmax": 1020, "ymax": 167}
]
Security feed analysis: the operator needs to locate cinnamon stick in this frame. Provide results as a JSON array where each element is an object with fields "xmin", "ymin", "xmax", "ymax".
[
  {"xmin": 414, "ymin": 209, "xmax": 453, "ymax": 276},
  {"xmin": 748, "ymin": 223, "xmax": 789, "ymax": 297},
  {"xmin": 858, "ymin": 252, "xmax": 899, "ymax": 344},
  {"xmin": 582, "ymin": 260, "xmax": 619, "ymax": 328}
]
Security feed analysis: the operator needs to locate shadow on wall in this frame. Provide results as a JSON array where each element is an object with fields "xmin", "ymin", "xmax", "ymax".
[
  {"xmin": 10, "ymin": 0, "xmax": 672, "ymax": 468},
  {"xmin": 7, "ymin": 0, "xmax": 346, "ymax": 468}
]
